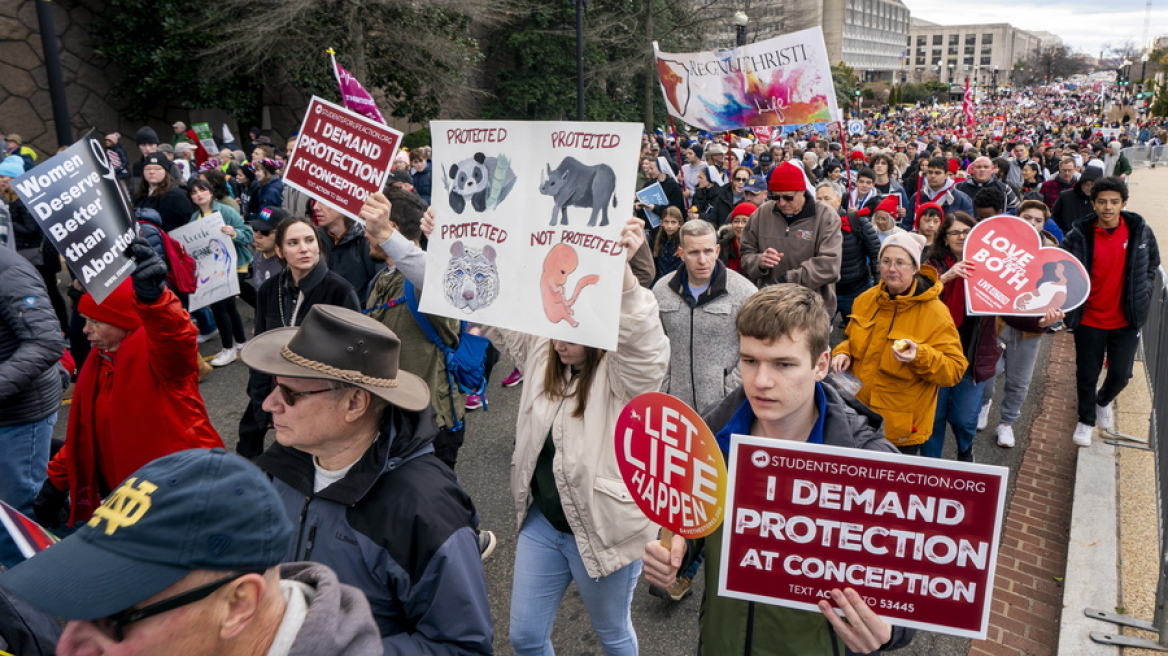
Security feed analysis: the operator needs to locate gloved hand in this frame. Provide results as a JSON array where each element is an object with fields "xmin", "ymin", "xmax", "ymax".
[
  {"xmin": 126, "ymin": 238, "xmax": 168, "ymax": 303},
  {"xmin": 32, "ymin": 479, "xmax": 68, "ymax": 529}
]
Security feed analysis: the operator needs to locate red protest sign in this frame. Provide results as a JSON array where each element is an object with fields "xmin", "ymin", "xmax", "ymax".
[
  {"xmin": 963, "ymin": 214, "xmax": 1090, "ymax": 316},
  {"xmin": 615, "ymin": 393, "xmax": 727, "ymax": 539},
  {"xmin": 718, "ymin": 436, "xmax": 1007, "ymax": 639},
  {"xmin": 283, "ymin": 96, "xmax": 401, "ymax": 219}
]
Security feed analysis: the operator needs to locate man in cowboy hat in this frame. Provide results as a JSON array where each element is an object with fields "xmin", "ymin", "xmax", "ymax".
[{"xmin": 240, "ymin": 305, "xmax": 493, "ymax": 655}]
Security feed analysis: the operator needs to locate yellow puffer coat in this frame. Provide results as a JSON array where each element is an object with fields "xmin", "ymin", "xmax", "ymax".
[{"xmin": 833, "ymin": 266, "xmax": 967, "ymax": 447}]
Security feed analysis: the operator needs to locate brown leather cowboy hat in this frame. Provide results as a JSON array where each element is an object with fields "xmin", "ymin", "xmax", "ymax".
[{"xmin": 240, "ymin": 305, "xmax": 430, "ymax": 411}]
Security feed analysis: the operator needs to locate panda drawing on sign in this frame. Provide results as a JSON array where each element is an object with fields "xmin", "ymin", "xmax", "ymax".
[
  {"xmin": 444, "ymin": 241, "xmax": 500, "ymax": 312},
  {"xmin": 444, "ymin": 152, "xmax": 517, "ymax": 214}
]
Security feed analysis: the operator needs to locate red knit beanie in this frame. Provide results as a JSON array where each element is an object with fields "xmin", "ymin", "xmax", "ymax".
[
  {"xmin": 730, "ymin": 202, "xmax": 758, "ymax": 220},
  {"xmin": 874, "ymin": 194, "xmax": 899, "ymax": 216},
  {"xmin": 767, "ymin": 162, "xmax": 805, "ymax": 193},
  {"xmin": 78, "ymin": 280, "xmax": 143, "ymax": 331}
]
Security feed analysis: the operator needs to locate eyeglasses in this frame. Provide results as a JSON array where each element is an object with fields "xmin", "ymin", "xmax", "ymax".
[
  {"xmin": 946, "ymin": 229, "xmax": 972, "ymax": 237},
  {"xmin": 273, "ymin": 381, "xmax": 344, "ymax": 406},
  {"xmin": 734, "ymin": 177, "xmax": 749, "ymax": 182},
  {"xmin": 773, "ymin": 194, "xmax": 799, "ymax": 203},
  {"xmin": 879, "ymin": 259, "xmax": 914, "ymax": 269},
  {"xmin": 93, "ymin": 571, "xmax": 261, "ymax": 642}
]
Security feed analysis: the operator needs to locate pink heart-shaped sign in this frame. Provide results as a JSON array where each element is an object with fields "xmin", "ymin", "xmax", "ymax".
[{"xmin": 963, "ymin": 215, "xmax": 1091, "ymax": 316}]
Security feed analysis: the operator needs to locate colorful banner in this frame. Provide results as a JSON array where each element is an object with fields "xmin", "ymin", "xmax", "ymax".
[
  {"xmin": 419, "ymin": 121, "xmax": 642, "ymax": 352},
  {"xmin": 719, "ymin": 435, "xmax": 1008, "ymax": 639},
  {"xmin": 330, "ymin": 50, "xmax": 387, "ymax": 124},
  {"xmin": 283, "ymin": 96, "xmax": 401, "ymax": 220},
  {"xmin": 11, "ymin": 130, "xmax": 136, "ymax": 304},
  {"xmin": 192, "ymin": 122, "xmax": 218, "ymax": 156},
  {"xmin": 963, "ymin": 215, "xmax": 1090, "ymax": 316},
  {"xmin": 653, "ymin": 27, "xmax": 840, "ymax": 132},
  {"xmin": 168, "ymin": 213, "xmax": 241, "ymax": 311},
  {"xmin": 615, "ymin": 393, "xmax": 727, "ymax": 538},
  {"xmin": 962, "ymin": 79, "xmax": 975, "ymax": 131}
]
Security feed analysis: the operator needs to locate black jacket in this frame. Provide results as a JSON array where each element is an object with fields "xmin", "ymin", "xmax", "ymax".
[
  {"xmin": 837, "ymin": 211, "xmax": 881, "ymax": 296},
  {"xmin": 318, "ymin": 223, "xmax": 385, "ymax": 303},
  {"xmin": 0, "ymin": 248, "xmax": 65, "ymax": 427},
  {"xmin": 1050, "ymin": 183, "xmax": 1094, "ymax": 235},
  {"xmin": 706, "ymin": 182, "xmax": 740, "ymax": 228},
  {"xmin": 242, "ymin": 261, "xmax": 361, "ymax": 445},
  {"xmin": 135, "ymin": 186, "xmax": 194, "ymax": 233},
  {"xmin": 8, "ymin": 199, "xmax": 42, "ymax": 251},
  {"xmin": 1062, "ymin": 210, "xmax": 1161, "ymax": 330}
]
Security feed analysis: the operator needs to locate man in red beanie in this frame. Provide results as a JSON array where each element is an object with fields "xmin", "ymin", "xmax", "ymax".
[
  {"xmin": 34, "ymin": 240, "xmax": 223, "ymax": 529},
  {"xmin": 740, "ymin": 161, "xmax": 842, "ymax": 316}
]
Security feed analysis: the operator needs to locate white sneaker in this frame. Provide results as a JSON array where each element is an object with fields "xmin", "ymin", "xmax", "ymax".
[
  {"xmin": 1072, "ymin": 422, "xmax": 1094, "ymax": 447},
  {"xmin": 996, "ymin": 424, "xmax": 1015, "ymax": 448},
  {"xmin": 209, "ymin": 348, "xmax": 238, "ymax": 367},
  {"xmin": 1096, "ymin": 403, "xmax": 1114, "ymax": 432},
  {"xmin": 977, "ymin": 402, "xmax": 992, "ymax": 431},
  {"xmin": 234, "ymin": 340, "xmax": 247, "ymax": 353},
  {"xmin": 197, "ymin": 329, "xmax": 220, "ymax": 345}
]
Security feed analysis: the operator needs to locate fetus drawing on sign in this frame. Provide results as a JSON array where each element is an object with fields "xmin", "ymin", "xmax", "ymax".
[
  {"xmin": 444, "ymin": 241, "xmax": 499, "ymax": 312},
  {"xmin": 541, "ymin": 244, "xmax": 599, "ymax": 327}
]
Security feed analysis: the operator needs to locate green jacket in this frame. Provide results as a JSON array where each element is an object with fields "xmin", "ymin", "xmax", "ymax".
[{"xmin": 364, "ymin": 268, "xmax": 465, "ymax": 431}]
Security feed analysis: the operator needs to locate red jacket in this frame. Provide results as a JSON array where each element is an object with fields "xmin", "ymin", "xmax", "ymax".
[{"xmin": 47, "ymin": 288, "xmax": 222, "ymax": 524}]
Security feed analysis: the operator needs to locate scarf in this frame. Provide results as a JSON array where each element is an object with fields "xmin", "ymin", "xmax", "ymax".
[{"xmin": 916, "ymin": 177, "xmax": 957, "ymax": 207}]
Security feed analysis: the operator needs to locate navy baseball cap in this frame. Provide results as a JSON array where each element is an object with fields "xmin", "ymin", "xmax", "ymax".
[
  {"xmin": 1, "ymin": 449, "xmax": 293, "ymax": 620},
  {"xmin": 251, "ymin": 206, "xmax": 290, "ymax": 232},
  {"xmin": 743, "ymin": 175, "xmax": 768, "ymax": 193}
]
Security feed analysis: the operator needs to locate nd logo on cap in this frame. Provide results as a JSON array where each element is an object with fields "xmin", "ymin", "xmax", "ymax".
[{"xmin": 87, "ymin": 477, "xmax": 158, "ymax": 535}]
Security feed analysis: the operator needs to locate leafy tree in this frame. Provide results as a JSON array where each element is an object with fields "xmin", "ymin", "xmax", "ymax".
[
  {"xmin": 898, "ymin": 82, "xmax": 935, "ymax": 105},
  {"xmin": 90, "ymin": 0, "xmax": 260, "ymax": 122},
  {"xmin": 832, "ymin": 62, "xmax": 859, "ymax": 115}
]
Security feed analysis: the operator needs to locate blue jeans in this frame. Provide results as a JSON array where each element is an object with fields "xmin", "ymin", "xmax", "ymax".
[
  {"xmin": 0, "ymin": 413, "xmax": 56, "ymax": 568},
  {"xmin": 510, "ymin": 507, "xmax": 641, "ymax": 656},
  {"xmin": 922, "ymin": 371, "xmax": 985, "ymax": 458}
]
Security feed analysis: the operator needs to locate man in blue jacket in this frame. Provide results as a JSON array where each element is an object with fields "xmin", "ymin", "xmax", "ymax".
[{"xmin": 241, "ymin": 304, "xmax": 494, "ymax": 655}]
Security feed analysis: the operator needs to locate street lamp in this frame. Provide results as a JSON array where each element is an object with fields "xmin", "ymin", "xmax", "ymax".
[
  {"xmin": 1141, "ymin": 52, "xmax": 1150, "ymax": 85},
  {"xmin": 733, "ymin": 11, "xmax": 748, "ymax": 47}
]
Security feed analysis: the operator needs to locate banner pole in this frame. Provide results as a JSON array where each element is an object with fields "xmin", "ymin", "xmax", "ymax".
[{"xmin": 666, "ymin": 115, "xmax": 688, "ymax": 210}]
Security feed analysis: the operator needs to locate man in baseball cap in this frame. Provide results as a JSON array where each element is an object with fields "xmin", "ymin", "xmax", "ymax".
[
  {"xmin": 2, "ymin": 448, "xmax": 382, "ymax": 655},
  {"xmin": 240, "ymin": 305, "xmax": 494, "ymax": 653}
]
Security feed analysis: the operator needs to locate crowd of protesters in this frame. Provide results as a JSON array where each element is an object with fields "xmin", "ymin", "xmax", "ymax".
[{"xmin": 0, "ymin": 77, "xmax": 1163, "ymax": 654}]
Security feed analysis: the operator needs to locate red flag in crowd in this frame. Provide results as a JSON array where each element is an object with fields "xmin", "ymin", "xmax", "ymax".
[
  {"xmin": 330, "ymin": 49, "xmax": 387, "ymax": 125},
  {"xmin": 963, "ymin": 78, "xmax": 975, "ymax": 133}
]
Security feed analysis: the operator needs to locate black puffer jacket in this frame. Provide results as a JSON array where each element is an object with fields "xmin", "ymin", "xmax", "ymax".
[
  {"xmin": 837, "ymin": 211, "xmax": 881, "ymax": 296},
  {"xmin": 7, "ymin": 199, "xmax": 42, "ymax": 251},
  {"xmin": 0, "ymin": 248, "xmax": 65, "ymax": 427},
  {"xmin": 1062, "ymin": 210, "xmax": 1161, "ymax": 330}
]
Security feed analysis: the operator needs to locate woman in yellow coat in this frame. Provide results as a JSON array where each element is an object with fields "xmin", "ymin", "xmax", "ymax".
[{"xmin": 831, "ymin": 231, "xmax": 967, "ymax": 454}]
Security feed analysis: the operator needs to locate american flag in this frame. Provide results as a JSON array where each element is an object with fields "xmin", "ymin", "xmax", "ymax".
[{"xmin": 963, "ymin": 78, "xmax": 975, "ymax": 132}]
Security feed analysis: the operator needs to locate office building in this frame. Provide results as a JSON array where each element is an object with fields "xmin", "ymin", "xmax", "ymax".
[{"xmin": 906, "ymin": 18, "xmax": 1043, "ymax": 86}]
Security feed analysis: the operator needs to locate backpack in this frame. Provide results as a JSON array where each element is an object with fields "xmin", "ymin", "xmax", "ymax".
[
  {"xmin": 402, "ymin": 280, "xmax": 490, "ymax": 426},
  {"xmin": 137, "ymin": 220, "xmax": 198, "ymax": 294}
]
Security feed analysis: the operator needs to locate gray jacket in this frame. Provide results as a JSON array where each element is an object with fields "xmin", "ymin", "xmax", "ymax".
[
  {"xmin": 278, "ymin": 562, "xmax": 384, "ymax": 656},
  {"xmin": 0, "ymin": 248, "xmax": 65, "ymax": 427},
  {"xmin": 653, "ymin": 262, "xmax": 756, "ymax": 414}
]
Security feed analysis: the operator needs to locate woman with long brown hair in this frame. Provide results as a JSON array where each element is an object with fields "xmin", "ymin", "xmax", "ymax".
[{"xmin": 132, "ymin": 152, "xmax": 194, "ymax": 232}]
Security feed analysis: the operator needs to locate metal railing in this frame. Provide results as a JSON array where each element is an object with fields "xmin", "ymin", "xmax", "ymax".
[
  {"xmin": 1123, "ymin": 146, "xmax": 1166, "ymax": 169},
  {"xmin": 1086, "ymin": 266, "xmax": 1168, "ymax": 650}
]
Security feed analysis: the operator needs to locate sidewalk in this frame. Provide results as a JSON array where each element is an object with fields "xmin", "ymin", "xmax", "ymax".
[{"xmin": 959, "ymin": 165, "xmax": 1167, "ymax": 656}]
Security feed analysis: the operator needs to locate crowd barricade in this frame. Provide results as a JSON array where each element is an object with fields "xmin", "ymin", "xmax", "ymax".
[
  {"xmin": 1123, "ymin": 146, "xmax": 1165, "ymax": 169},
  {"xmin": 1087, "ymin": 266, "xmax": 1168, "ymax": 649}
]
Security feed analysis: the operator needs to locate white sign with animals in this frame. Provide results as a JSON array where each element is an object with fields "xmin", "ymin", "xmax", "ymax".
[{"xmin": 420, "ymin": 121, "xmax": 644, "ymax": 351}]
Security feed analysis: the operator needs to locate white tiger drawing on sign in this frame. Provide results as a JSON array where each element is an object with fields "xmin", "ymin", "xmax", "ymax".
[{"xmin": 444, "ymin": 241, "xmax": 499, "ymax": 312}]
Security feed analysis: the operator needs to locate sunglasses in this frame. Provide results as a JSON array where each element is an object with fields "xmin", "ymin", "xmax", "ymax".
[
  {"xmin": 256, "ymin": 230, "xmax": 273, "ymax": 237},
  {"xmin": 734, "ymin": 177, "xmax": 749, "ymax": 182},
  {"xmin": 93, "ymin": 571, "xmax": 261, "ymax": 641},
  {"xmin": 273, "ymin": 381, "xmax": 344, "ymax": 406},
  {"xmin": 771, "ymin": 194, "xmax": 799, "ymax": 203}
]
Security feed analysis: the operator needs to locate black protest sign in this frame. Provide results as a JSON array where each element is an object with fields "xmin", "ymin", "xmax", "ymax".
[{"xmin": 12, "ymin": 131, "xmax": 136, "ymax": 304}]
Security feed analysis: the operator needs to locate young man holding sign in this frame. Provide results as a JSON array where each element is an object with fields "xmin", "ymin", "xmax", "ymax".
[{"xmin": 643, "ymin": 284, "xmax": 915, "ymax": 655}]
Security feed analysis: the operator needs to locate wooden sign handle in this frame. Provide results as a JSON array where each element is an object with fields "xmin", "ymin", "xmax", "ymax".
[{"xmin": 660, "ymin": 527, "xmax": 674, "ymax": 550}]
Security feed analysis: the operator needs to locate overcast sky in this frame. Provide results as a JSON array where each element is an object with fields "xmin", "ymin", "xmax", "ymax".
[{"xmin": 904, "ymin": 0, "xmax": 1168, "ymax": 57}]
